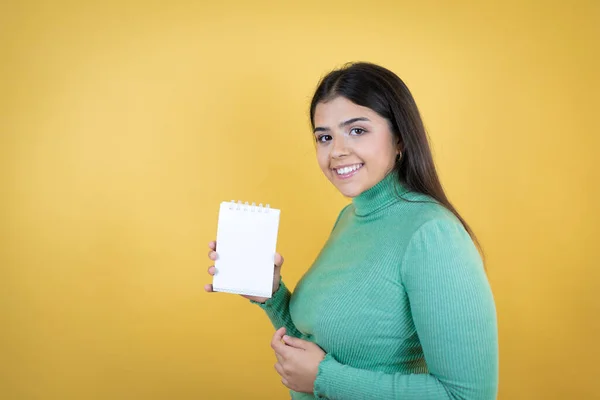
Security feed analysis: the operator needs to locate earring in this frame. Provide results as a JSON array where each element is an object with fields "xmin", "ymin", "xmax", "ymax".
[{"xmin": 396, "ymin": 151, "xmax": 402, "ymax": 162}]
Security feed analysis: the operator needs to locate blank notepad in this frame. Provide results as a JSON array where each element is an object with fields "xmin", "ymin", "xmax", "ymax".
[{"xmin": 212, "ymin": 200, "xmax": 280, "ymax": 298}]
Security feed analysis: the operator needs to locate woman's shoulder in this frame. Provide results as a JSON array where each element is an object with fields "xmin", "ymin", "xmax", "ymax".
[{"xmin": 389, "ymin": 190, "xmax": 462, "ymax": 232}]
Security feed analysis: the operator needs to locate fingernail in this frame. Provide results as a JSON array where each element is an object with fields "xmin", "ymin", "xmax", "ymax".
[{"xmin": 283, "ymin": 335, "xmax": 289, "ymax": 341}]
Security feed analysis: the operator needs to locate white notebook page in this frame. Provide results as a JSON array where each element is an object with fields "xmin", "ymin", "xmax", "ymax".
[{"xmin": 212, "ymin": 201, "xmax": 280, "ymax": 298}]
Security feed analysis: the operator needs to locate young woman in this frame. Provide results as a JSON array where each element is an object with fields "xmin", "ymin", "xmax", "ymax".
[{"xmin": 205, "ymin": 62, "xmax": 499, "ymax": 399}]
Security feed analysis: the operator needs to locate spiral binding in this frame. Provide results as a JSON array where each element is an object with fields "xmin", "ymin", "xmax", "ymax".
[{"xmin": 228, "ymin": 200, "xmax": 271, "ymax": 213}]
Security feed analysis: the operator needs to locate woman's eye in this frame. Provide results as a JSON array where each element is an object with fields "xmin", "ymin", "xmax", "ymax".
[
  {"xmin": 317, "ymin": 134, "xmax": 332, "ymax": 143},
  {"xmin": 350, "ymin": 128, "xmax": 365, "ymax": 135}
]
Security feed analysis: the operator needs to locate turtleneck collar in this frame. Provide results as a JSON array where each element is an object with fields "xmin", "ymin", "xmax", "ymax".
[{"xmin": 352, "ymin": 170, "xmax": 408, "ymax": 217}]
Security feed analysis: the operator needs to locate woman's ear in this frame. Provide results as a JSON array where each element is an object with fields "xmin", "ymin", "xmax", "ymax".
[
  {"xmin": 396, "ymin": 140, "xmax": 404, "ymax": 162},
  {"xmin": 396, "ymin": 139, "xmax": 404, "ymax": 155}
]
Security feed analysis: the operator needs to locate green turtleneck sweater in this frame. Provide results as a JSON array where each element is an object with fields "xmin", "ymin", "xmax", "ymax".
[{"xmin": 253, "ymin": 172, "xmax": 498, "ymax": 399}]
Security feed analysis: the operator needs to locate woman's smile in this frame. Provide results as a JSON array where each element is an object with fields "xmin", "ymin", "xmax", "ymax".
[{"xmin": 332, "ymin": 163, "xmax": 364, "ymax": 179}]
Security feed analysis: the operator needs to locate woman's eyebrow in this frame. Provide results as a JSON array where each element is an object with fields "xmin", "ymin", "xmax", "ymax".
[{"xmin": 313, "ymin": 117, "xmax": 371, "ymax": 133}]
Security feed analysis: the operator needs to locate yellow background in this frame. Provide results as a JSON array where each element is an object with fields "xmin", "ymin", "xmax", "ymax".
[{"xmin": 1, "ymin": 1, "xmax": 598, "ymax": 399}]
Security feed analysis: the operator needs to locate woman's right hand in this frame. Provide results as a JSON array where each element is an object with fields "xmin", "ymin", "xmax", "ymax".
[{"xmin": 204, "ymin": 240, "xmax": 284, "ymax": 304}]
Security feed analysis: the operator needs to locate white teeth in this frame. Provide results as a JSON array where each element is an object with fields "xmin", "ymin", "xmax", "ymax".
[{"xmin": 335, "ymin": 164, "xmax": 362, "ymax": 175}]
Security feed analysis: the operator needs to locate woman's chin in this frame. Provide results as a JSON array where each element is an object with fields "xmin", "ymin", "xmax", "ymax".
[
  {"xmin": 336, "ymin": 184, "xmax": 363, "ymax": 198},
  {"xmin": 326, "ymin": 174, "xmax": 365, "ymax": 198}
]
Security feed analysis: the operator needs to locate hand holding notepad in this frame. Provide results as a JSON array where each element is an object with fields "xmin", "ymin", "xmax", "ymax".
[{"xmin": 205, "ymin": 200, "xmax": 282, "ymax": 301}]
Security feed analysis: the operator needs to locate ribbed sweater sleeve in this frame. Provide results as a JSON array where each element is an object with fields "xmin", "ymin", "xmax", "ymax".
[
  {"xmin": 313, "ymin": 218, "xmax": 499, "ymax": 399},
  {"xmin": 251, "ymin": 279, "xmax": 306, "ymax": 339}
]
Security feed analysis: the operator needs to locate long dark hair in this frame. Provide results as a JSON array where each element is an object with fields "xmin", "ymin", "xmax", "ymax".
[{"xmin": 309, "ymin": 61, "xmax": 483, "ymax": 257}]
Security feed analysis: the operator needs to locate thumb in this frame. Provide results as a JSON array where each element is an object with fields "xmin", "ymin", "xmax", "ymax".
[
  {"xmin": 282, "ymin": 334, "xmax": 308, "ymax": 350},
  {"xmin": 273, "ymin": 327, "xmax": 286, "ymax": 341},
  {"xmin": 274, "ymin": 253, "xmax": 284, "ymax": 269}
]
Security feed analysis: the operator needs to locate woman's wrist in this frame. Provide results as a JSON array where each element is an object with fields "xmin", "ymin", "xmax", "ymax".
[{"xmin": 272, "ymin": 275, "xmax": 282, "ymax": 295}]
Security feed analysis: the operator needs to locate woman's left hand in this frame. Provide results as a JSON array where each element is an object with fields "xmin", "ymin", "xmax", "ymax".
[{"xmin": 271, "ymin": 327, "xmax": 326, "ymax": 393}]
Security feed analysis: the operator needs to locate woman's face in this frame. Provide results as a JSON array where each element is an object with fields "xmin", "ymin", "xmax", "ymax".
[{"xmin": 313, "ymin": 96, "xmax": 400, "ymax": 198}]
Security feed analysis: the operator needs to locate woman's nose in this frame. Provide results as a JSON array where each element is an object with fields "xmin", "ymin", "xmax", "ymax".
[{"xmin": 330, "ymin": 136, "xmax": 350, "ymax": 158}]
